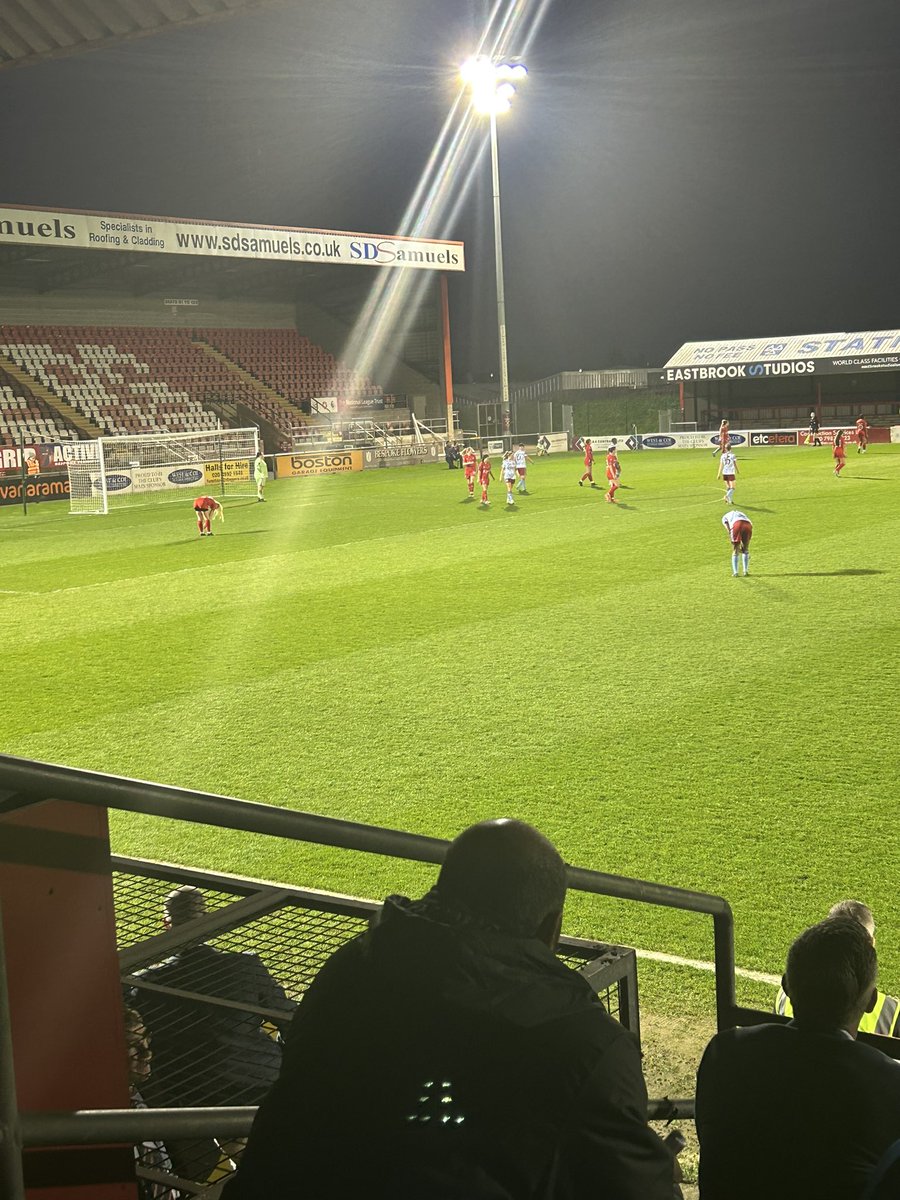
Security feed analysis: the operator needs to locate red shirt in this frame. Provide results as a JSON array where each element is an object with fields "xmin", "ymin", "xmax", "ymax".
[
  {"xmin": 462, "ymin": 450, "xmax": 477, "ymax": 471},
  {"xmin": 584, "ymin": 444, "xmax": 593, "ymax": 465},
  {"xmin": 478, "ymin": 460, "xmax": 491, "ymax": 484},
  {"xmin": 606, "ymin": 451, "xmax": 618, "ymax": 472},
  {"xmin": 193, "ymin": 495, "xmax": 218, "ymax": 510},
  {"xmin": 856, "ymin": 418, "xmax": 868, "ymax": 433}
]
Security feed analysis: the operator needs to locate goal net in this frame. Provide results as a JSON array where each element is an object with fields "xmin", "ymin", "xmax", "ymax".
[{"xmin": 67, "ymin": 427, "xmax": 260, "ymax": 514}]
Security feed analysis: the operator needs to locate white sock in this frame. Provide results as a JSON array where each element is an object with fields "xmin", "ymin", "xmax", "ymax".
[
  {"xmin": 732, "ymin": 552, "xmax": 739, "ymax": 575},
  {"xmin": 743, "ymin": 553, "xmax": 749, "ymax": 574}
]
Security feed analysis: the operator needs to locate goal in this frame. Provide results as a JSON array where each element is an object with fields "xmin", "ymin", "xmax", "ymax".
[{"xmin": 67, "ymin": 427, "xmax": 260, "ymax": 514}]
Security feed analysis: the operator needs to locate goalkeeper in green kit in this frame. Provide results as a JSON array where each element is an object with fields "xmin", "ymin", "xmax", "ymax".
[{"xmin": 254, "ymin": 451, "xmax": 268, "ymax": 502}]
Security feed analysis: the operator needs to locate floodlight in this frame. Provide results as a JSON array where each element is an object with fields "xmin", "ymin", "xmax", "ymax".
[{"xmin": 459, "ymin": 54, "xmax": 529, "ymax": 434}]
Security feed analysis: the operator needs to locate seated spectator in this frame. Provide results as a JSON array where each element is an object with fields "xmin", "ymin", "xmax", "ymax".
[
  {"xmin": 774, "ymin": 899, "xmax": 899, "ymax": 1035},
  {"xmin": 696, "ymin": 916, "xmax": 900, "ymax": 1199},
  {"xmin": 222, "ymin": 818, "xmax": 678, "ymax": 1199},
  {"xmin": 131, "ymin": 886, "xmax": 296, "ymax": 1183},
  {"xmin": 125, "ymin": 1006, "xmax": 178, "ymax": 1200}
]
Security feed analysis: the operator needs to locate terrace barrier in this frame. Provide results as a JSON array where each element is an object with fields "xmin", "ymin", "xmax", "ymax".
[{"xmin": 0, "ymin": 752, "xmax": 736, "ymax": 1197}]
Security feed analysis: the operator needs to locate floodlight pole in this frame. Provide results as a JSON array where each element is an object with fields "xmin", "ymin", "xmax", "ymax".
[{"xmin": 489, "ymin": 109, "xmax": 511, "ymax": 435}]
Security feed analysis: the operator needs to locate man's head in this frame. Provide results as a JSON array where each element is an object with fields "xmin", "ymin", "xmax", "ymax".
[
  {"xmin": 784, "ymin": 916, "xmax": 877, "ymax": 1033},
  {"xmin": 828, "ymin": 899, "xmax": 875, "ymax": 941},
  {"xmin": 163, "ymin": 885, "xmax": 206, "ymax": 928},
  {"xmin": 435, "ymin": 819, "xmax": 566, "ymax": 946}
]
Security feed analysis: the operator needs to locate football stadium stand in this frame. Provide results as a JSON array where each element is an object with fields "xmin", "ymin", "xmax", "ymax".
[
  {"xmin": 0, "ymin": 373, "xmax": 75, "ymax": 447},
  {"xmin": 198, "ymin": 327, "xmax": 383, "ymax": 409},
  {"xmin": 0, "ymin": 325, "xmax": 388, "ymax": 449}
]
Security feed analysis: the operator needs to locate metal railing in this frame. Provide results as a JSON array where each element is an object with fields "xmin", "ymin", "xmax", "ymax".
[{"xmin": 0, "ymin": 753, "xmax": 731, "ymax": 1197}]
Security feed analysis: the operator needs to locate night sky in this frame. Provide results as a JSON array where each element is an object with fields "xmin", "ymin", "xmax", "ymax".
[{"xmin": 3, "ymin": 0, "xmax": 899, "ymax": 381}]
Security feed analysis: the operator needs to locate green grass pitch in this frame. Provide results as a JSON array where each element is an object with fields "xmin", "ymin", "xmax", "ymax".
[{"xmin": 2, "ymin": 444, "xmax": 898, "ymax": 1020}]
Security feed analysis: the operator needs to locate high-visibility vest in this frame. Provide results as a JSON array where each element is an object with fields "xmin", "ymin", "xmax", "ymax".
[{"xmin": 775, "ymin": 986, "xmax": 900, "ymax": 1036}]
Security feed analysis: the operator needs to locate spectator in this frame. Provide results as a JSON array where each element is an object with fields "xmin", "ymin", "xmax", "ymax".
[
  {"xmin": 124, "ymin": 1006, "xmax": 178, "ymax": 1200},
  {"xmin": 223, "ymin": 819, "xmax": 679, "ymax": 1199},
  {"xmin": 775, "ymin": 900, "xmax": 900, "ymax": 1035},
  {"xmin": 444, "ymin": 439, "xmax": 456, "ymax": 468},
  {"xmin": 696, "ymin": 916, "xmax": 900, "ymax": 1199},
  {"xmin": 131, "ymin": 886, "xmax": 296, "ymax": 1183}
]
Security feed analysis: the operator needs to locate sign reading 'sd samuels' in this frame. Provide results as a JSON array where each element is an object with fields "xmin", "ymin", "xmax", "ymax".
[
  {"xmin": 0, "ymin": 205, "xmax": 465, "ymax": 272},
  {"xmin": 276, "ymin": 451, "xmax": 363, "ymax": 478}
]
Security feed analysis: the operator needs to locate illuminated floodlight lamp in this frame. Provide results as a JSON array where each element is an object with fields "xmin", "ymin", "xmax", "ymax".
[
  {"xmin": 460, "ymin": 56, "xmax": 527, "ymax": 116},
  {"xmin": 459, "ymin": 55, "xmax": 528, "ymax": 434}
]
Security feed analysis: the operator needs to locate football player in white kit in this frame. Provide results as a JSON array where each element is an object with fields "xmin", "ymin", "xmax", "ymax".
[
  {"xmin": 501, "ymin": 451, "xmax": 518, "ymax": 506},
  {"xmin": 722, "ymin": 510, "xmax": 752, "ymax": 577},
  {"xmin": 717, "ymin": 448, "xmax": 739, "ymax": 503},
  {"xmin": 513, "ymin": 444, "xmax": 532, "ymax": 493}
]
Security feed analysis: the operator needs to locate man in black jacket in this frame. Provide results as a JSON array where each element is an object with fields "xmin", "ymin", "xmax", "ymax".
[
  {"xmin": 132, "ymin": 886, "xmax": 295, "ymax": 1181},
  {"xmin": 696, "ymin": 916, "xmax": 900, "ymax": 1199},
  {"xmin": 223, "ymin": 818, "xmax": 677, "ymax": 1199}
]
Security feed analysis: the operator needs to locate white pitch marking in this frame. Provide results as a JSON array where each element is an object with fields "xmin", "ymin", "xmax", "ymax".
[{"xmin": 634, "ymin": 946, "xmax": 780, "ymax": 986}]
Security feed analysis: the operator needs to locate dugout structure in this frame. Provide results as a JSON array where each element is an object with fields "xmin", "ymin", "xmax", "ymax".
[{"xmin": 67, "ymin": 426, "xmax": 259, "ymax": 514}]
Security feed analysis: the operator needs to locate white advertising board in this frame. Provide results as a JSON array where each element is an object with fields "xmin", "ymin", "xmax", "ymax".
[{"xmin": 0, "ymin": 205, "xmax": 465, "ymax": 272}]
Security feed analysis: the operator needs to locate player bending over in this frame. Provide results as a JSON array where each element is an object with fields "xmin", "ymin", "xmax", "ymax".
[
  {"xmin": 193, "ymin": 495, "xmax": 224, "ymax": 536},
  {"xmin": 579, "ymin": 439, "xmax": 595, "ymax": 487},
  {"xmin": 833, "ymin": 429, "xmax": 847, "ymax": 476},
  {"xmin": 717, "ymin": 448, "xmax": 739, "ymax": 503},
  {"xmin": 462, "ymin": 445, "xmax": 478, "ymax": 497},
  {"xmin": 514, "ymin": 444, "xmax": 532, "ymax": 493},
  {"xmin": 478, "ymin": 454, "xmax": 494, "ymax": 507},
  {"xmin": 722, "ymin": 509, "xmax": 752, "ymax": 577}
]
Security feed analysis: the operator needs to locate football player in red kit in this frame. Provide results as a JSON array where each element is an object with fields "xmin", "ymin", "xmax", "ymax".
[
  {"xmin": 462, "ymin": 445, "xmax": 478, "ymax": 497},
  {"xmin": 855, "ymin": 416, "xmax": 869, "ymax": 453},
  {"xmin": 193, "ymin": 495, "xmax": 224, "ymax": 536},
  {"xmin": 478, "ymin": 454, "xmax": 494, "ymax": 507},
  {"xmin": 833, "ymin": 429, "xmax": 847, "ymax": 476},
  {"xmin": 579, "ymin": 439, "xmax": 595, "ymax": 487},
  {"xmin": 605, "ymin": 446, "xmax": 620, "ymax": 503}
]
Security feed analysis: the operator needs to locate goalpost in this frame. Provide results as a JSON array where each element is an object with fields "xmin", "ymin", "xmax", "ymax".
[{"xmin": 67, "ymin": 427, "xmax": 260, "ymax": 514}]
